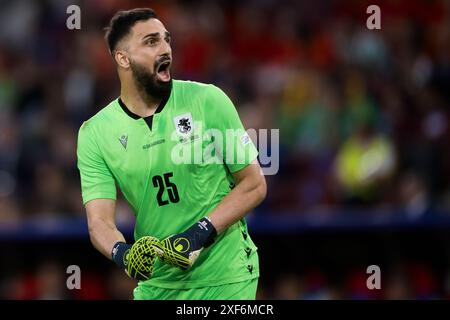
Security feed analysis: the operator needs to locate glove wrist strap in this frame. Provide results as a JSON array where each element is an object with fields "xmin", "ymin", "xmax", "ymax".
[
  {"xmin": 197, "ymin": 217, "xmax": 217, "ymax": 248},
  {"xmin": 111, "ymin": 241, "xmax": 131, "ymax": 270}
]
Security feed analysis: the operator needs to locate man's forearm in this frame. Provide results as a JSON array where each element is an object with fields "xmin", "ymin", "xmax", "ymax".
[
  {"xmin": 88, "ymin": 218, "xmax": 126, "ymax": 259},
  {"xmin": 207, "ymin": 171, "xmax": 266, "ymax": 234}
]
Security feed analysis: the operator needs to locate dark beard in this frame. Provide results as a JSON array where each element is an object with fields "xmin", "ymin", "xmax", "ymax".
[{"xmin": 130, "ymin": 60, "xmax": 172, "ymax": 100}]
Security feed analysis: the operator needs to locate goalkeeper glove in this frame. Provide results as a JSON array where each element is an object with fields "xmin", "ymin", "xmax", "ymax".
[
  {"xmin": 111, "ymin": 236, "xmax": 159, "ymax": 281},
  {"xmin": 153, "ymin": 217, "xmax": 217, "ymax": 270}
]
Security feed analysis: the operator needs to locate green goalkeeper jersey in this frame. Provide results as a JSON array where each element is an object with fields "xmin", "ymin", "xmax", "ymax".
[{"xmin": 77, "ymin": 80, "xmax": 259, "ymax": 289}]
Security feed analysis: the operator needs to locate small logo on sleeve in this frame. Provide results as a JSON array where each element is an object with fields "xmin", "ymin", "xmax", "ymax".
[{"xmin": 240, "ymin": 132, "xmax": 251, "ymax": 146}]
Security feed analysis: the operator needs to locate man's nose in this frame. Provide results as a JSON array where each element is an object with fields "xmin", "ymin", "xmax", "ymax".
[{"xmin": 160, "ymin": 39, "xmax": 172, "ymax": 57}]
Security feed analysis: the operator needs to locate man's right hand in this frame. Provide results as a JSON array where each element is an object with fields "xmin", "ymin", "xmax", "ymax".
[{"xmin": 112, "ymin": 236, "xmax": 160, "ymax": 281}]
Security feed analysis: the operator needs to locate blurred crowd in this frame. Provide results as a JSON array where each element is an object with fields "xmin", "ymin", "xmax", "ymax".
[
  {"xmin": 259, "ymin": 263, "xmax": 450, "ymax": 300},
  {"xmin": 3, "ymin": 262, "xmax": 449, "ymax": 300},
  {"xmin": 1, "ymin": 0, "xmax": 450, "ymax": 219},
  {"xmin": 0, "ymin": 0, "xmax": 450, "ymax": 299},
  {"xmin": 2, "ymin": 232, "xmax": 449, "ymax": 300}
]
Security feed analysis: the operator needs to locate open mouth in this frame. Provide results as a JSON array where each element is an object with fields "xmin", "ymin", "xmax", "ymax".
[{"xmin": 156, "ymin": 60, "xmax": 171, "ymax": 82}]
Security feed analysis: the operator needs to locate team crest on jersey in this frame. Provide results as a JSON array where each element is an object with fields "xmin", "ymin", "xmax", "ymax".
[{"xmin": 173, "ymin": 113, "xmax": 193, "ymax": 136}]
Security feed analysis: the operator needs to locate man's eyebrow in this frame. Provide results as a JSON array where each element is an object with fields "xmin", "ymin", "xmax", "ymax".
[
  {"xmin": 142, "ymin": 32, "xmax": 160, "ymax": 41},
  {"xmin": 165, "ymin": 31, "xmax": 171, "ymax": 38}
]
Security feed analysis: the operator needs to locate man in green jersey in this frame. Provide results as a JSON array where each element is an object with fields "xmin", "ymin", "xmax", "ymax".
[{"xmin": 77, "ymin": 8, "xmax": 267, "ymax": 300}]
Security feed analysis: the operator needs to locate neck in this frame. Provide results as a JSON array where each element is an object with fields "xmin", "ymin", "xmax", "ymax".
[{"xmin": 120, "ymin": 79, "xmax": 161, "ymax": 118}]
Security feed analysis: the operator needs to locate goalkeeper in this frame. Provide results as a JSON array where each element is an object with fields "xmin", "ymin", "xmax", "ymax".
[{"xmin": 77, "ymin": 8, "xmax": 266, "ymax": 300}]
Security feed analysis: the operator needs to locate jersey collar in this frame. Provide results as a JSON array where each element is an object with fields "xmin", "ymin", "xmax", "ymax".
[{"xmin": 118, "ymin": 84, "xmax": 171, "ymax": 130}]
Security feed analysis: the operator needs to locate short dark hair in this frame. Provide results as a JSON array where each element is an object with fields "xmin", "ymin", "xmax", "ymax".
[{"xmin": 104, "ymin": 8, "xmax": 158, "ymax": 54}]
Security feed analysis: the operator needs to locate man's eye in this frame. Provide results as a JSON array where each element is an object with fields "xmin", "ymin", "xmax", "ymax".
[{"xmin": 146, "ymin": 39, "xmax": 158, "ymax": 45}]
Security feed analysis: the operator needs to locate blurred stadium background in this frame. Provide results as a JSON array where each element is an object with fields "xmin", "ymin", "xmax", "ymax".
[{"xmin": 1, "ymin": 0, "xmax": 450, "ymax": 299}]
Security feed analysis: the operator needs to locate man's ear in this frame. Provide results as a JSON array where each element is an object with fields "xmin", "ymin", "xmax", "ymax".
[{"xmin": 115, "ymin": 50, "xmax": 130, "ymax": 69}]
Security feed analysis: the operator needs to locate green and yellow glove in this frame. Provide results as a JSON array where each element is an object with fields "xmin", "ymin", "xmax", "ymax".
[
  {"xmin": 152, "ymin": 217, "xmax": 217, "ymax": 270},
  {"xmin": 111, "ymin": 236, "xmax": 159, "ymax": 281}
]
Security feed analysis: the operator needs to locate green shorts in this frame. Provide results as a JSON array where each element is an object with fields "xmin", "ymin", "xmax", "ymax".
[{"xmin": 133, "ymin": 278, "xmax": 259, "ymax": 300}]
